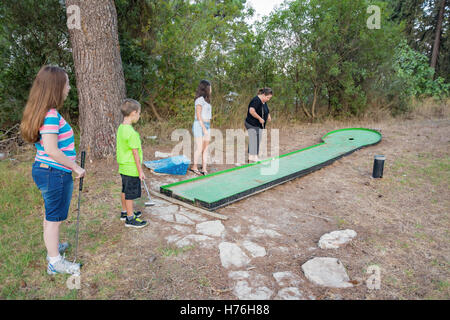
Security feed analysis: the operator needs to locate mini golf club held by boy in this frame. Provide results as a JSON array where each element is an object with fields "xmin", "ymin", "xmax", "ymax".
[{"xmin": 143, "ymin": 179, "xmax": 156, "ymax": 207}]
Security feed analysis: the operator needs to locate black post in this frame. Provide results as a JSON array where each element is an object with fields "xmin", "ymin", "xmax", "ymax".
[{"xmin": 372, "ymin": 155, "xmax": 385, "ymax": 178}]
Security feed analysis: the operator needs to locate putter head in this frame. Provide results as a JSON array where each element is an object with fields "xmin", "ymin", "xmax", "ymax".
[{"xmin": 145, "ymin": 201, "xmax": 156, "ymax": 206}]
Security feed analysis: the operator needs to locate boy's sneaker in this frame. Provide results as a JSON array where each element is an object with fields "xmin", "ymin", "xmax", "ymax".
[
  {"xmin": 120, "ymin": 211, "xmax": 142, "ymax": 221},
  {"xmin": 46, "ymin": 242, "xmax": 71, "ymax": 262},
  {"xmin": 125, "ymin": 215, "xmax": 148, "ymax": 229},
  {"xmin": 47, "ymin": 256, "xmax": 81, "ymax": 275}
]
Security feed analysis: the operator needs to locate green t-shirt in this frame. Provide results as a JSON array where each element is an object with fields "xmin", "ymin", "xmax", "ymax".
[{"xmin": 116, "ymin": 124, "xmax": 143, "ymax": 177}]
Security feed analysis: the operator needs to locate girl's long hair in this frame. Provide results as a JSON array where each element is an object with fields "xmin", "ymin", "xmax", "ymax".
[
  {"xmin": 20, "ymin": 66, "xmax": 67, "ymax": 143},
  {"xmin": 195, "ymin": 80, "xmax": 211, "ymax": 104}
]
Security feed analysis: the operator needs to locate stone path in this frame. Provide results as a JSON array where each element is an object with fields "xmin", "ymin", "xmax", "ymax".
[{"xmin": 144, "ymin": 180, "xmax": 357, "ymax": 300}]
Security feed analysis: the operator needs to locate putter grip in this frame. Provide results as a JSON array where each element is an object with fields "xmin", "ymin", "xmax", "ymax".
[{"xmin": 79, "ymin": 151, "xmax": 86, "ymax": 191}]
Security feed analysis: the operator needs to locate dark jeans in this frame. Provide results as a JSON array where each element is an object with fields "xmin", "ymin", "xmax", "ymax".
[{"xmin": 245, "ymin": 120, "xmax": 262, "ymax": 156}]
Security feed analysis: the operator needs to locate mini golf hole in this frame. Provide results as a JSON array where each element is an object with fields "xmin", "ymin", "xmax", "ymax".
[{"xmin": 349, "ymin": 138, "xmax": 354, "ymax": 140}]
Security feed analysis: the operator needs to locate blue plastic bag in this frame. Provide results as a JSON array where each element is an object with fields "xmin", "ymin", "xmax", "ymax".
[{"xmin": 143, "ymin": 155, "xmax": 191, "ymax": 176}]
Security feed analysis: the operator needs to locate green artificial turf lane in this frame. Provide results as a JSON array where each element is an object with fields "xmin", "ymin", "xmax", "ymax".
[{"xmin": 161, "ymin": 128, "xmax": 381, "ymax": 208}]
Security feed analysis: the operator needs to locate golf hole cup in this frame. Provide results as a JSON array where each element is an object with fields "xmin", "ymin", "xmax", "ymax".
[{"xmin": 372, "ymin": 155, "xmax": 385, "ymax": 178}]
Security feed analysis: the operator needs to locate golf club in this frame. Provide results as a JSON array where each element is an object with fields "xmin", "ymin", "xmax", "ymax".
[
  {"xmin": 142, "ymin": 179, "xmax": 156, "ymax": 206},
  {"xmin": 73, "ymin": 151, "xmax": 86, "ymax": 263}
]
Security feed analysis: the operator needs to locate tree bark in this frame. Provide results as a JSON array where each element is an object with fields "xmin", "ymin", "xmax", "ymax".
[
  {"xmin": 144, "ymin": 91, "xmax": 163, "ymax": 122},
  {"xmin": 430, "ymin": 0, "xmax": 446, "ymax": 74},
  {"xmin": 301, "ymin": 101, "xmax": 312, "ymax": 119},
  {"xmin": 311, "ymin": 85, "xmax": 318, "ymax": 119},
  {"xmin": 66, "ymin": 0, "xmax": 126, "ymax": 159}
]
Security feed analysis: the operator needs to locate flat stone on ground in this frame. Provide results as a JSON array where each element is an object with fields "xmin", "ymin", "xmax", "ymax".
[
  {"xmin": 318, "ymin": 229, "xmax": 357, "ymax": 249},
  {"xmin": 175, "ymin": 235, "xmax": 215, "ymax": 248},
  {"xmin": 276, "ymin": 287, "xmax": 304, "ymax": 300},
  {"xmin": 242, "ymin": 241, "xmax": 266, "ymax": 258},
  {"xmin": 233, "ymin": 280, "xmax": 273, "ymax": 300},
  {"xmin": 178, "ymin": 209, "xmax": 208, "ymax": 222},
  {"xmin": 196, "ymin": 220, "xmax": 225, "ymax": 237},
  {"xmin": 174, "ymin": 214, "xmax": 195, "ymax": 225},
  {"xmin": 249, "ymin": 225, "xmax": 282, "ymax": 238},
  {"xmin": 219, "ymin": 242, "xmax": 251, "ymax": 269},
  {"xmin": 272, "ymin": 271, "xmax": 302, "ymax": 286},
  {"xmin": 301, "ymin": 257, "xmax": 353, "ymax": 288},
  {"xmin": 228, "ymin": 271, "xmax": 250, "ymax": 280},
  {"xmin": 171, "ymin": 225, "xmax": 192, "ymax": 233}
]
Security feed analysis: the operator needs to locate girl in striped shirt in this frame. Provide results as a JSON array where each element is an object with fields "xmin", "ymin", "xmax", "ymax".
[{"xmin": 20, "ymin": 66, "xmax": 85, "ymax": 275}]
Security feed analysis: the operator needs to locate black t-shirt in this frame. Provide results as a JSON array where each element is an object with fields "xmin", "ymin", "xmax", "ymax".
[{"xmin": 245, "ymin": 96, "xmax": 270, "ymax": 129}]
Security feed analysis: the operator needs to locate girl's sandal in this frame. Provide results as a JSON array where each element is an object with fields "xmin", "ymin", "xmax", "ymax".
[{"xmin": 189, "ymin": 168, "xmax": 203, "ymax": 175}]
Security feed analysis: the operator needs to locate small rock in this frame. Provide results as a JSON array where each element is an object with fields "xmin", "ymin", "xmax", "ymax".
[
  {"xmin": 242, "ymin": 241, "xmax": 266, "ymax": 258},
  {"xmin": 233, "ymin": 280, "xmax": 273, "ymax": 300},
  {"xmin": 178, "ymin": 209, "xmax": 207, "ymax": 222},
  {"xmin": 148, "ymin": 255, "xmax": 157, "ymax": 263},
  {"xmin": 219, "ymin": 242, "xmax": 251, "ymax": 269},
  {"xmin": 175, "ymin": 214, "xmax": 194, "ymax": 225},
  {"xmin": 228, "ymin": 271, "xmax": 250, "ymax": 280},
  {"xmin": 276, "ymin": 287, "xmax": 304, "ymax": 300},
  {"xmin": 273, "ymin": 271, "xmax": 302, "ymax": 287},
  {"xmin": 318, "ymin": 229, "xmax": 357, "ymax": 249},
  {"xmin": 301, "ymin": 257, "xmax": 353, "ymax": 288},
  {"xmin": 196, "ymin": 220, "xmax": 225, "ymax": 237},
  {"xmin": 171, "ymin": 225, "xmax": 192, "ymax": 233},
  {"xmin": 176, "ymin": 235, "xmax": 214, "ymax": 248},
  {"xmin": 166, "ymin": 235, "xmax": 182, "ymax": 244},
  {"xmin": 231, "ymin": 225, "xmax": 241, "ymax": 233},
  {"xmin": 249, "ymin": 225, "xmax": 282, "ymax": 238}
]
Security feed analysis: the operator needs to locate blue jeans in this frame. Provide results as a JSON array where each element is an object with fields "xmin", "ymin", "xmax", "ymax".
[{"xmin": 32, "ymin": 162, "xmax": 74, "ymax": 222}]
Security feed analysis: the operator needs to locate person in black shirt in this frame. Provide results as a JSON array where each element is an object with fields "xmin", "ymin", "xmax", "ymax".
[{"xmin": 245, "ymin": 88, "xmax": 273, "ymax": 162}]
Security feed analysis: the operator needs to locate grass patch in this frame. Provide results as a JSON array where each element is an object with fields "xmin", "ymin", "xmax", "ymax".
[
  {"xmin": 158, "ymin": 245, "xmax": 195, "ymax": 257},
  {"xmin": 0, "ymin": 157, "xmax": 125, "ymax": 299},
  {"xmin": 388, "ymin": 154, "xmax": 450, "ymax": 189}
]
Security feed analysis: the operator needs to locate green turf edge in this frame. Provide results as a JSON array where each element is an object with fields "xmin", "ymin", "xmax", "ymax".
[
  {"xmin": 160, "ymin": 143, "xmax": 325, "ymax": 191},
  {"xmin": 321, "ymin": 127, "xmax": 382, "ymax": 142}
]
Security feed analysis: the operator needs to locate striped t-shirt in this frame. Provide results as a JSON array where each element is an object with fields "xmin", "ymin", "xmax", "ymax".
[{"xmin": 34, "ymin": 108, "xmax": 76, "ymax": 172}]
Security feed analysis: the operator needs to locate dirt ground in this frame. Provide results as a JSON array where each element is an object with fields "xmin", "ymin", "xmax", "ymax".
[{"xmin": 68, "ymin": 113, "xmax": 449, "ymax": 300}]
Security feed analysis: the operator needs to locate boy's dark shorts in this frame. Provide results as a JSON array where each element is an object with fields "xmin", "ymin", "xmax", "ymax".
[{"xmin": 121, "ymin": 174, "xmax": 141, "ymax": 200}]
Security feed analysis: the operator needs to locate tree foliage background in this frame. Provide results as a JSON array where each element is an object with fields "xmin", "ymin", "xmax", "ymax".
[{"xmin": 0, "ymin": 0, "xmax": 448, "ymax": 131}]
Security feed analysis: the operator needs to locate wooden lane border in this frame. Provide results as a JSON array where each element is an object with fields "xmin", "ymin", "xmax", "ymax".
[{"xmin": 149, "ymin": 190, "xmax": 229, "ymax": 221}]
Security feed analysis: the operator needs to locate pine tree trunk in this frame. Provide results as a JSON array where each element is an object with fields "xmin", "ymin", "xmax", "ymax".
[
  {"xmin": 430, "ymin": 0, "xmax": 446, "ymax": 74},
  {"xmin": 66, "ymin": 0, "xmax": 126, "ymax": 159}
]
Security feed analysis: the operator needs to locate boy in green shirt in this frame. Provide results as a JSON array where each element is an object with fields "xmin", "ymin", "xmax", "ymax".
[{"xmin": 116, "ymin": 99, "xmax": 148, "ymax": 228}]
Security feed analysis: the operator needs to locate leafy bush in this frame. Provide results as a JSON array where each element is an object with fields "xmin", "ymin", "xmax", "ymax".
[{"xmin": 394, "ymin": 40, "xmax": 450, "ymax": 99}]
